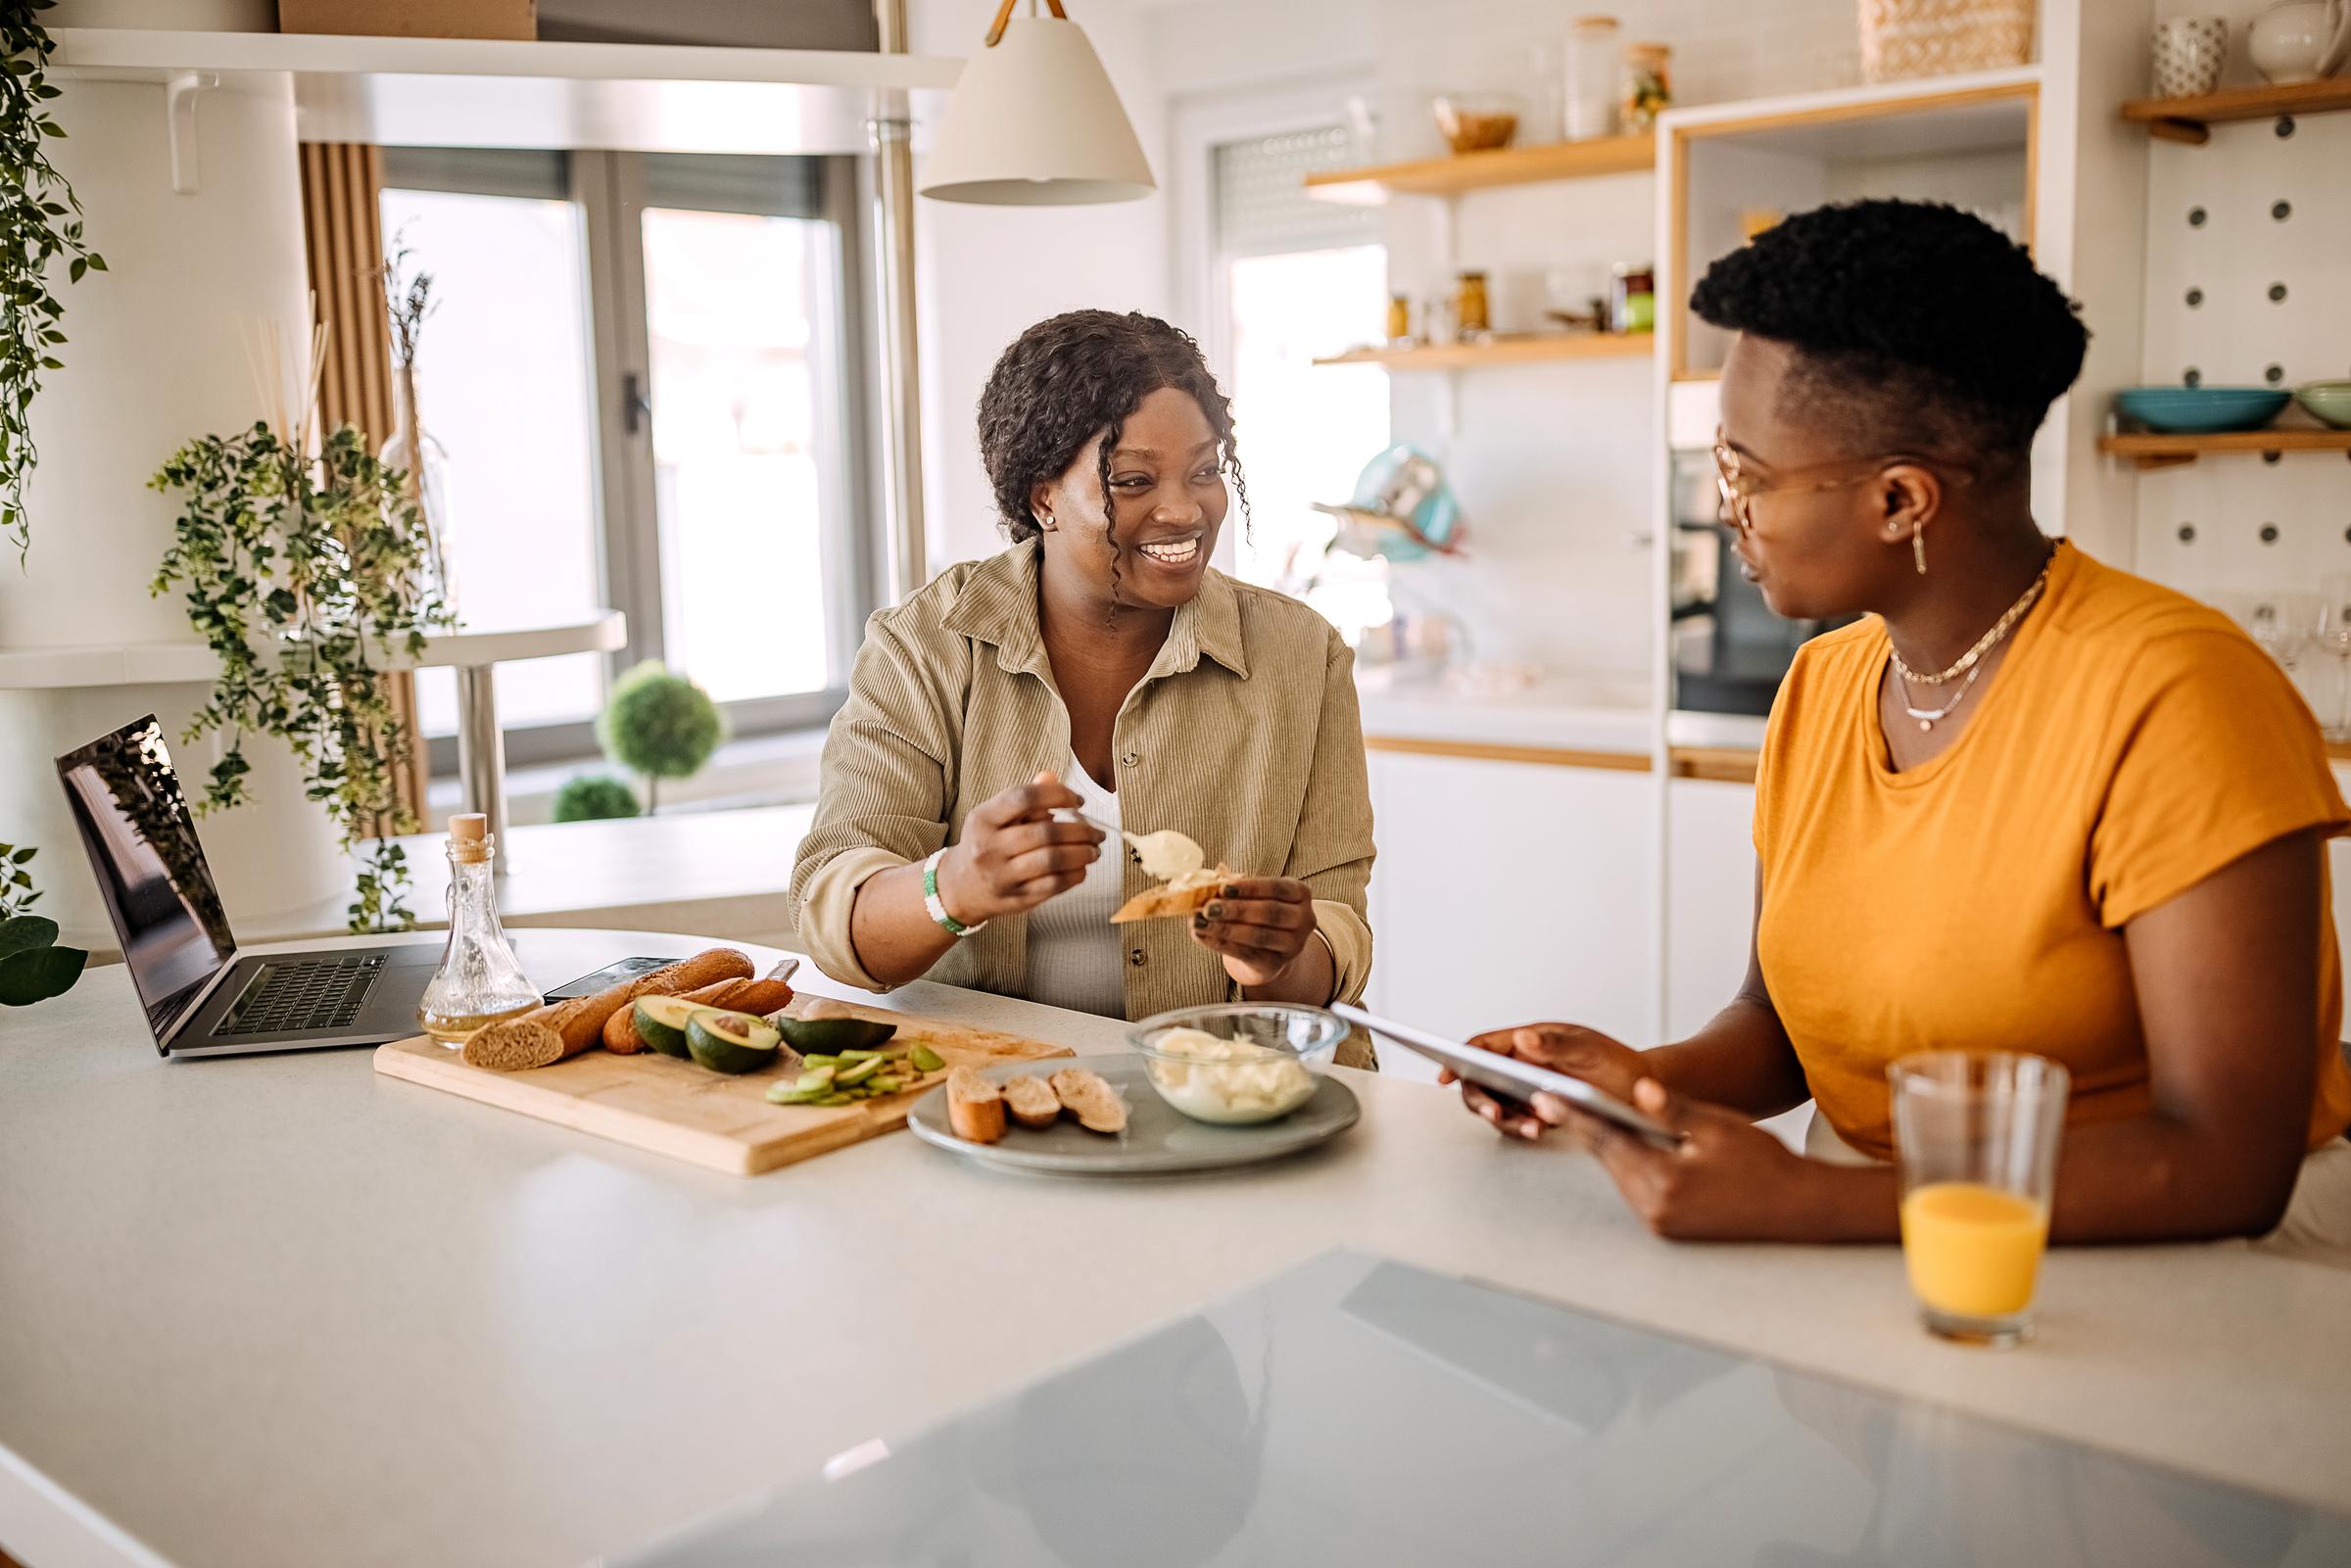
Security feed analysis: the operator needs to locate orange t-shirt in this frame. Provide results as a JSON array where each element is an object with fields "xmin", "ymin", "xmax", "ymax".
[{"xmin": 1754, "ymin": 543, "xmax": 2351, "ymax": 1160}]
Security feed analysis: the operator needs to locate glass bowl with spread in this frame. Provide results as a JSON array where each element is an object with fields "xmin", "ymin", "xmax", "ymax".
[{"xmin": 1127, "ymin": 1003, "xmax": 1347, "ymax": 1125}]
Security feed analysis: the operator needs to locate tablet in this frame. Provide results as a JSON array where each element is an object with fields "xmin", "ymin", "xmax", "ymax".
[{"xmin": 1333, "ymin": 1004, "xmax": 1684, "ymax": 1150}]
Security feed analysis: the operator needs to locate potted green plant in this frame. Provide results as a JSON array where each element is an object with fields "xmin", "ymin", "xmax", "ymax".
[
  {"xmin": 0, "ymin": 913, "xmax": 82, "ymax": 1007},
  {"xmin": 1, "ymin": 0, "xmax": 106, "ymax": 562},
  {"xmin": 598, "ymin": 662, "xmax": 724, "ymax": 815},
  {"xmin": 552, "ymin": 774, "xmax": 643, "ymax": 823},
  {"xmin": 151, "ymin": 420, "xmax": 452, "ymax": 932}
]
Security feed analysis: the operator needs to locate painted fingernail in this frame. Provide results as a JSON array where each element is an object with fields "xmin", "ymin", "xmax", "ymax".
[
  {"xmin": 1222, "ymin": 883, "xmax": 1238, "ymax": 898},
  {"xmin": 1190, "ymin": 913, "xmax": 1209, "ymax": 930},
  {"xmin": 1205, "ymin": 902, "xmax": 1223, "ymax": 919}
]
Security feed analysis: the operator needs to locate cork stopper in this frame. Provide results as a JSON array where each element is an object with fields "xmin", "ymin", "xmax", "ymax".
[{"xmin": 448, "ymin": 813, "xmax": 493, "ymax": 865}]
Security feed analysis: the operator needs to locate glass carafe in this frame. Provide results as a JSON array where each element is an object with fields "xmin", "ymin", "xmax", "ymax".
[{"xmin": 416, "ymin": 814, "xmax": 540, "ymax": 1044}]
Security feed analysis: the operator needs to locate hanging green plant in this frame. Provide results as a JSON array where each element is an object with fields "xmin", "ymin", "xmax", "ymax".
[
  {"xmin": 151, "ymin": 422, "xmax": 452, "ymax": 932},
  {"xmin": 1, "ymin": 0, "xmax": 107, "ymax": 562},
  {"xmin": 0, "ymin": 839, "xmax": 40, "ymax": 921}
]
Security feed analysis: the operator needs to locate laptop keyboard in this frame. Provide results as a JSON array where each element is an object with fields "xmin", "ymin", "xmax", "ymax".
[{"xmin": 220, "ymin": 955, "xmax": 386, "ymax": 1036}]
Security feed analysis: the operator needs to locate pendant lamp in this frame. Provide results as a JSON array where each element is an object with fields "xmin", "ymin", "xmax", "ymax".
[{"xmin": 919, "ymin": 0, "xmax": 1156, "ymax": 206}]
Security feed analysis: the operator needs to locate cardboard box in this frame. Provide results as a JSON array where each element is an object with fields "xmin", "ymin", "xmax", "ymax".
[{"xmin": 278, "ymin": 1, "xmax": 536, "ymax": 41}]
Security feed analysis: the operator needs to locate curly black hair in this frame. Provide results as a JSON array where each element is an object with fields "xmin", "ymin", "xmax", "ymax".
[
  {"xmin": 976, "ymin": 310, "xmax": 1248, "ymax": 608},
  {"xmin": 1691, "ymin": 199, "xmax": 2087, "ymax": 470}
]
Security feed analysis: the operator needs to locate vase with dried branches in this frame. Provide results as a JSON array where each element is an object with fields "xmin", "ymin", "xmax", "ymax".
[
  {"xmin": 149, "ymin": 309, "xmax": 454, "ymax": 932},
  {"xmin": 376, "ymin": 235, "xmax": 456, "ymax": 615}
]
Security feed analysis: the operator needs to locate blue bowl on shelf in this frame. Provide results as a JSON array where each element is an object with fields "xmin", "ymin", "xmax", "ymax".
[{"xmin": 2113, "ymin": 386, "xmax": 2291, "ymax": 434}]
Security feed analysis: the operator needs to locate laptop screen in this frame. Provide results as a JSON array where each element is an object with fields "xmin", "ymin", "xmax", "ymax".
[{"xmin": 55, "ymin": 716, "xmax": 236, "ymax": 1046}]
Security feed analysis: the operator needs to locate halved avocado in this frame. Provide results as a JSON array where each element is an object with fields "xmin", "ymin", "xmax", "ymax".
[
  {"xmin": 634, "ymin": 995, "xmax": 706, "ymax": 1059},
  {"xmin": 776, "ymin": 1017, "xmax": 897, "ymax": 1054},
  {"xmin": 686, "ymin": 1010, "xmax": 784, "ymax": 1074}
]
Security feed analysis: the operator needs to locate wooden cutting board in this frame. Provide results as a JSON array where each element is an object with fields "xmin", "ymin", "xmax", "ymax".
[{"xmin": 372, "ymin": 995, "xmax": 1072, "ymax": 1175}]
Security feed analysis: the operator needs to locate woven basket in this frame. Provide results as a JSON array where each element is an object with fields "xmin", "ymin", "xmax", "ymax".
[{"xmin": 1858, "ymin": 0, "xmax": 2034, "ymax": 82}]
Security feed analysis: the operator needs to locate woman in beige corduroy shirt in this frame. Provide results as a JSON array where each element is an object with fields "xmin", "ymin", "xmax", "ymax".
[{"xmin": 791, "ymin": 311, "xmax": 1375, "ymax": 1062}]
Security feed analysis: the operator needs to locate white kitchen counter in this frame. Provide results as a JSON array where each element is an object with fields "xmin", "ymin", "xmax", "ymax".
[
  {"xmin": 1356, "ymin": 671, "xmax": 1655, "ymax": 755},
  {"xmin": 4, "ymin": 929, "xmax": 2350, "ymax": 1568}
]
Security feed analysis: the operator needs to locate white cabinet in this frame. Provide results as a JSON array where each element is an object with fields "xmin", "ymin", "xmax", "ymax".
[
  {"xmin": 1366, "ymin": 751, "xmax": 1655, "ymax": 1077},
  {"xmin": 1664, "ymin": 778, "xmax": 1757, "ymax": 1039}
]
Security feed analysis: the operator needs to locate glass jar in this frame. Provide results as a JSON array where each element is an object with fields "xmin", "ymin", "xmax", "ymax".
[
  {"xmin": 1387, "ymin": 294, "xmax": 1413, "ymax": 344},
  {"xmin": 1621, "ymin": 42, "xmax": 1673, "ymax": 131},
  {"xmin": 1610, "ymin": 263, "xmax": 1655, "ymax": 335},
  {"xmin": 1564, "ymin": 16, "xmax": 1621, "ymax": 139},
  {"xmin": 1455, "ymin": 271, "xmax": 1492, "ymax": 337}
]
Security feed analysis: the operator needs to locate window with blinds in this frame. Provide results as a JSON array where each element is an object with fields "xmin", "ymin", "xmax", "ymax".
[{"xmin": 1213, "ymin": 126, "xmax": 1379, "ymax": 259}]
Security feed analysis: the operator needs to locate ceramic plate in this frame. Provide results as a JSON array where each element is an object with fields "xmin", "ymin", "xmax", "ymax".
[
  {"xmin": 905, "ymin": 1057, "xmax": 1359, "ymax": 1176},
  {"xmin": 2113, "ymin": 386, "xmax": 2290, "ymax": 434}
]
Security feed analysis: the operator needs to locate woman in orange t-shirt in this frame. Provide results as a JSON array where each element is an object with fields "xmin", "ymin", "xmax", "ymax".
[{"xmin": 1456, "ymin": 200, "xmax": 2351, "ymax": 1261}]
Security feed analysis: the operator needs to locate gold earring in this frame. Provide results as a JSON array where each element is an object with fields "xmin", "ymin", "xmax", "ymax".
[{"xmin": 1912, "ymin": 521, "xmax": 1927, "ymax": 576}]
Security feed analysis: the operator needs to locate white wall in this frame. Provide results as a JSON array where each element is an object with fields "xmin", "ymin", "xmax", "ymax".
[{"xmin": 906, "ymin": 0, "xmax": 1176, "ymax": 574}]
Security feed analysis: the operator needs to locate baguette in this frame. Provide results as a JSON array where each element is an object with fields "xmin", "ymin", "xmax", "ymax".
[
  {"xmin": 946, "ymin": 1067, "xmax": 1007, "ymax": 1144},
  {"xmin": 1002, "ymin": 1073, "xmax": 1064, "ymax": 1130},
  {"xmin": 1049, "ymin": 1068, "xmax": 1128, "ymax": 1134},
  {"xmin": 464, "ymin": 947, "xmax": 754, "ymax": 1070},
  {"xmin": 1110, "ymin": 866, "xmax": 1232, "ymax": 925},
  {"xmin": 600, "ymin": 973, "xmax": 793, "ymax": 1056}
]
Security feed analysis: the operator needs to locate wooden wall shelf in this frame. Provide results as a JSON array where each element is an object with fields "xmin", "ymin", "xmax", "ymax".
[
  {"xmin": 1317, "ymin": 335, "xmax": 1652, "ymax": 371},
  {"xmin": 2097, "ymin": 428, "xmax": 2351, "ymax": 469},
  {"xmin": 2120, "ymin": 78, "xmax": 2351, "ymax": 144},
  {"xmin": 1304, "ymin": 133, "xmax": 1655, "ymax": 204}
]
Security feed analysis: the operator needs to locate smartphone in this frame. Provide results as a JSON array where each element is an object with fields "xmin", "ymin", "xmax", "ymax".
[
  {"xmin": 1333, "ymin": 1004, "xmax": 1684, "ymax": 1150},
  {"xmin": 543, "ymin": 956, "xmax": 672, "ymax": 1003}
]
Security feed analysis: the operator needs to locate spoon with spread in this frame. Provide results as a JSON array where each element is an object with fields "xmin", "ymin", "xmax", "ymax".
[{"xmin": 1062, "ymin": 812, "xmax": 1208, "ymax": 884}]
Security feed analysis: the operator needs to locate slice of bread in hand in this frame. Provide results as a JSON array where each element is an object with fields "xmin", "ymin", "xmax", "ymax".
[
  {"xmin": 1110, "ymin": 865, "xmax": 1233, "ymax": 925},
  {"xmin": 946, "ymin": 1067, "xmax": 1007, "ymax": 1145},
  {"xmin": 1049, "ymin": 1068, "xmax": 1128, "ymax": 1135},
  {"xmin": 1002, "ymin": 1073, "xmax": 1064, "ymax": 1130}
]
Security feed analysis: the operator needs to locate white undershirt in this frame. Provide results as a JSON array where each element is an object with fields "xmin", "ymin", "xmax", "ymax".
[{"xmin": 1021, "ymin": 754, "xmax": 1128, "ymax": 1019}]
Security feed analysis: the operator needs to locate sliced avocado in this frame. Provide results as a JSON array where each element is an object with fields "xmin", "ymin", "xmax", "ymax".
[
  {"xmin": 908, "ymin": 1043, "xmax": 946, "ymax": 1074},
  {"xmin": 835, "ymin": 1056, "xmax": 887, "ymax": 1086},
  {"xmin": 777, "ymin": 1017, "xmax": 897, "ymax": 1054},
  {"xmin": 685, "ymin": 1010, "xmax": 784, "ymax": 1074},
  {"xmin": 633, "ymin": 995, "xmax": 706, "ymax": 1058},
  {"xmin": 794, "ymin": 1066, "xmax": 836, "ymax": 1092}
]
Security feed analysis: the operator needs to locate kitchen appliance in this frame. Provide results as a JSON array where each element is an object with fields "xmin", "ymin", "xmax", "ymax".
[
  {"xmin": 1311, "ymin": 445, "xmax": 1465, "ymax": 562},
  {"xmin": 1668, "ymin": 450, "xmax": 1854, "ymax": 717},
  {"xmin": 54, "ymin": 715, "xmax": 436, "ymax": 1057}
]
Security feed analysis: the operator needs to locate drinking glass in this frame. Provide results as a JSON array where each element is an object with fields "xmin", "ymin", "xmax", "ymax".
[
  {"xmin": 1889, "ymin": 1052, "xmax": 2069, "ymax": 1349},
  {"xmin": 2233, "ymin": 592, "xmax": 2320, "ymax": 675},
  {"xmin": 2312, "ymin": 577, "xmax": 2351, "ymax": 741}
]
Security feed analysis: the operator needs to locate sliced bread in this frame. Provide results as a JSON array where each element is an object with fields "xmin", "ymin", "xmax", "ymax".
[
  {"xmin": 1002, "ymin": 1073, "xmax": 1064, "ymax": 1130},
  {"xmin": 946, "ymin": 1066, "xmax": 1007, "ymax": 1145},
  {"xmin": 1049, "ymin": 1068, "xmax": 1128, "ymax": 1135}
]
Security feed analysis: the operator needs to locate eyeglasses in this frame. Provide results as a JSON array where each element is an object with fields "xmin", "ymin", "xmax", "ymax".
[{"xmin": 1711, "ymin": 428, "xmax": 1974, "ymax": 534}]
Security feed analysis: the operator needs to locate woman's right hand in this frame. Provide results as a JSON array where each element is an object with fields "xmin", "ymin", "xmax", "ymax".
[
  {"xmin": 1444, "ymin": 1022, "xmax": 1650, "ymax": 1143},
  {"xmin": 933, "ymin": 772, "xmax": 1104, "ymax": 925}
]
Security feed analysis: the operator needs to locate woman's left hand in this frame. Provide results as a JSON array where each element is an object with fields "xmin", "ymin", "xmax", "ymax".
[
  {"xmin": 1554, "ymin": 1077, "xmax": 1822, "ymax": 1241},
  {"xmin": 1190, "ymin": 877, "xmax": 1319, "ymax": 986}
]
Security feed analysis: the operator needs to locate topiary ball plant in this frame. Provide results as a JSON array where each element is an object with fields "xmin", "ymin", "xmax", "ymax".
[
  {"xmin": 552, "ymin": 773, "xmax": 643, "ymax": 824},
  {"xmin": 598, "ymin": 661, "xmax": 724, "ymax": 814}
]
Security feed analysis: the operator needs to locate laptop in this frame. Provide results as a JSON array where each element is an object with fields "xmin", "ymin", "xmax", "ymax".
[{"xmin": 55, "ymin": 715, "xmax": 439, "ymax": 1057}]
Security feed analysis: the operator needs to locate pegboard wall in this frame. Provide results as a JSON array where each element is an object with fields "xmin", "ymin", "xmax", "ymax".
[{"xmin": 2132, "ymin": 104, "xmax": 2351, "ymax": 619}]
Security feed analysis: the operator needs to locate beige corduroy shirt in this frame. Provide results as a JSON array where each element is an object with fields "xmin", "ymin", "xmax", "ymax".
[{"xmin": 791, "ymin": 540, "xmax": 1376, "ymax": 1037}]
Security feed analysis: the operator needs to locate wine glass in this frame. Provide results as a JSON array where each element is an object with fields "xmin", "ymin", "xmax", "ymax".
[{"xmin": 2313, "ymin": 578, "xmax": 2351, "ymax": 741}]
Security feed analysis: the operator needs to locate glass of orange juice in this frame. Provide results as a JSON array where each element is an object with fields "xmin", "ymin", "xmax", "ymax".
[{"xmin": 1889, "ymin": 1052, "xmax": 2069, "ymax": 1349}]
